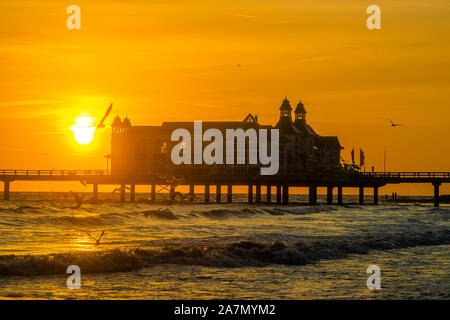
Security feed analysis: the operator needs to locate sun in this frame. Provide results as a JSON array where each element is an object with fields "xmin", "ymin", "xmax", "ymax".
[{"xmin": 70, "ymin": 116, "xmax": 96, "ymax": 145}]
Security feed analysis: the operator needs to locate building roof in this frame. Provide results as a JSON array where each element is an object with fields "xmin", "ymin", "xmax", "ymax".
[
  {"xmin": 320, "ymin": 136, "xmax": 344, "ymax": 149},
  {"xmin": 161, "ymin": 121, "xmax": 261, "ymax": 131},
  {"xmin": 293, "ymin": 119, "xmax": 317, "ymax": 137}
]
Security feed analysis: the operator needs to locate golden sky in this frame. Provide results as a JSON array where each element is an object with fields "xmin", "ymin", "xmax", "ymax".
[{"xmin": 0, "ymin": 0, "xmax": 449, "ymax": 194}]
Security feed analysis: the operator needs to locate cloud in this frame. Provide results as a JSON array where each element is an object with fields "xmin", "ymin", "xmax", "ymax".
[
  {"xmin": 0, "ymin": 100, "xmax": 65, "ymax": 107},
  {"xmin": 177, "ymin": 101, "xmax": 230, "ymax": 110}
]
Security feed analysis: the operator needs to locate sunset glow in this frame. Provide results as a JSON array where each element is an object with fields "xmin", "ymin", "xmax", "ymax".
[{"xmin": 0, "ymin": 0, "xmax": 449, "ymax": 195}]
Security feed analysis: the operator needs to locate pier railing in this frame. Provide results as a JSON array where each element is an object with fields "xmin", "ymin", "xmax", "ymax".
[
  {"xmin": 0, "ymin": 169, "xmax": 106, "ymax": 176},
  {"xmin": 360, "ymin": 172, "xmax": 450, "ymax": 179},
  {"xmin": 1, "ymin": 169, "xmax": 449, "ymax": 179}
]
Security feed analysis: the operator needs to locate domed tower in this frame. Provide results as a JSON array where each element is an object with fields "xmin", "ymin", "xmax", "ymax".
[
  {"xmin": 294, "ymin": 100, "xmax": 307, "ymax": 123},
  {"xmin": 111, "ymin": 115, "xmax": 122, "ymax": 134},
  {"xmin": 122, "ymin": 116, "xmax": 132, "ymax": 133},
  {"xmin": 279, "ymin": 97, "xmax": 292, "ymax": 119},
  {"xmin": 275, "ymin": 97, "xmax": 297, "ymax": 133}
]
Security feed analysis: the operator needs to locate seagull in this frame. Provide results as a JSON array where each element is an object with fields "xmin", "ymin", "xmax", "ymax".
[
  {"xmin": 388, "ymin": 119, "xmax": 403, "ymax": 127},
  {"xmin": 87, "ymin": 230, "xmax": 105, "ymax": 245},
  {"xmin": 96, "ymin": 103, "xmax": 113, "ymax": 129}
]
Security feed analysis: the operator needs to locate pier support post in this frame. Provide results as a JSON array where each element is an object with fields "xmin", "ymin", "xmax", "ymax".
[
  {"xmin": 130, "ymin": 184, "xmax": 136, "ymax": 202},
  {"xmin": 189, "ymin": 184, "xmax": 195, "ymax": 201},
  {"xmin": 326, "ymin": 186, "xmax": 333, "ymax": 205},
  {"xmin": 309, "ymin": 186, "xmax": 317, "ymax": 205},
  {"xmin": 227, "ymin": 185, "xmax": 232, "ymax": 203},
  {"xmin": 282, "ymin": 186, "xmax": 289, "ymax": 204},
  {"xmin": 151, "ymin": 184, "xmax": 156, "ymax": 202},
  {"xmin": 337, "ymin": 187, "xmax": 343, "ymax": 205},
  {"xmin": 276, "ymin": 186, "xmax": 282, "ymax": 204},
  {"xmin": 216, "ymin": 184, "xmax": 221, "ymax": 203},
  {"xmin": 120, "ymin": 184, "xmax": 125, "ymax": 202},
  {"xmin": 248, "ymin": 185, "xmax": 253, "ymax": 204},
  {"xmin": 255, "ymin": 185, "xmax": 261, "ymax": 203},
  {"xmin": 359, "ymin": 187, "xmax": 364, "ymax": 205},
  {"xmin": 433, "ymin": 182, "xmax": 441, "ymax": 207},
  {"xmin": 266, "ymin": 185, "xmax": 271, "ymax": 203},
  {"xmin": 169, "ymin": 185, "xmax": 176, "ymax": 202},
  {"xmin": 204, "ymin": 184, "xmax": 210, "ymax": 203},
  {"xmin": 373, "ymin": 187, "xmax": 379, "ymax": 205},
  {"xmin": 3, "ymin": 181, "xmax": 10, "ymax": 200},
  {"xmin": 93, "ymin": 184, "xmax": 98, "ymax": 201}
]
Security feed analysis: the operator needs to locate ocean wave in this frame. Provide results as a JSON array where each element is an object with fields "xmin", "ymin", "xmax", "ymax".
[
  {"xmin": 142, "ymin": 208, "xmax": 178, "ymax": 220},
  {"xmin": 191, "ymin": 205, "xmax": 335, "ymax": 218},
  {"xmin": 25, "ymin": 213, "xmax": 139, "ymax": 227},
  {"xmin": 192, "ymin": 208, "xmax": 263, "ymax": 218},
  {"xmin": 1, "ymin": 230, "xmax": 448, "ymax": 276},
  {"xmin": 0, "ymin": 250, "xmax": 142, "ymax": 276}
]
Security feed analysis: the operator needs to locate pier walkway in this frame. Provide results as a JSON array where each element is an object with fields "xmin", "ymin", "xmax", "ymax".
[{"xmin": 1, "ymin": 170, "xmax": 449, "ymax": 206}]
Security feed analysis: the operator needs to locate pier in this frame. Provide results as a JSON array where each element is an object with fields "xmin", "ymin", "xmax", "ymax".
[{"xmin": 1, "ymin": 170, "xmax": 449, "ymax": 206}]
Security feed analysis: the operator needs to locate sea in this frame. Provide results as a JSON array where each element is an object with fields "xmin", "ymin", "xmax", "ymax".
[{"xmin": 0, "ymin": 192, "xmax": 448, "ymax": 299}]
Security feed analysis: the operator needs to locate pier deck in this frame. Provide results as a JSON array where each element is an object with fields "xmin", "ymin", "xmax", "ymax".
[{"xmin": 1, "ymin": 170, "xmax": 449, "ymax": 206}]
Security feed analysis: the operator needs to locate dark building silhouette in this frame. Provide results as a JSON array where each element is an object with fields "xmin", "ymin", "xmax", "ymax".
[{"xmin": 110, "ymin": 97, "xmax": 343, "ymax": 177}]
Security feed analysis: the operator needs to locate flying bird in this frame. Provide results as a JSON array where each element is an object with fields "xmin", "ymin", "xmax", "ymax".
[
  {"xmin": 96, "ymin": 103, "xmax": 113, "ymax": 129},
  {"xmin": 388, "ymin": 119, "xmax": 403, "ymax": 127},
  {"xmin": 87, "ymin": 230, "xmax": 105, "ymax": 245}
]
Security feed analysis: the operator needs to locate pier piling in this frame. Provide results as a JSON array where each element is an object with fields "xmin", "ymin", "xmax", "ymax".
[
  {"xmin": 248, "ymin": 185, "xmax": 253, "ymax": 204},
  {"xmin": 204, "ymin": 184, "xmax": 210, "ymax": 203},
  {"xmin": 255, "ymin": 185, "xmax": 261, "ymax": 203},
  {"xmin": 309, "ymin": 186, "xmax": 317, "ymax": 205},
  {"xmin": 433, "ymin": 182, "xmax": 441, "ymax": 207},
  {"xmin": 151, "ymin": 184, "xmax": 156, "ymax": 202},
  {"xmin": 216, "ymin": 184, "xmax": 221, "ymax": 203},
  {"xmin": 189, "ymin": 184, "xmax": 195, "ymax": 201},
  {"xmin": 282, "ymin": 186, "xmax": 289, "ymax": 204},
  {"xmin": 373, "ymin": 186, "xmax": 379, "ymax": 205},
  {"xmin": 227, "ymin": 185, "xmax": 232, "ymax": 203},
  {"xmin": 337, "ymin": 186, "xmax": 343, "ymax": 205},
  {"xmin": 266, "ymin": 185, "xmax": 271, "ymax": 203},
  {"xmin": 120, "ymin": 184, "xmax": 125, "ymax": 202},
  {"xmin": 130, "ymin": 184, "xmax": 136, "ymax": 202},
  {"xmin": 326, "ymin": 186, "xmax": 333, "ymax": 205},
  {"xmin": 276, "ymin": 186, "xmax": 282, "ymax": 204},
  {"xmin": 359, "ymin": 187, "xmax": 364, "ymax": 205},
  {"xmin": 3, "ymin": 181, "xmax": 10, "ymax": 200}
]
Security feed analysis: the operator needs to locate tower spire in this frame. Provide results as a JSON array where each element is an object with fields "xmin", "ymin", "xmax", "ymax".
[
  {"xmin": 294, "ymin": 100, "xmax": 307, "ymax": 122},
  {"xmin": 279, "ymin": 97, "xmax": 292, "ymax": 118}
]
